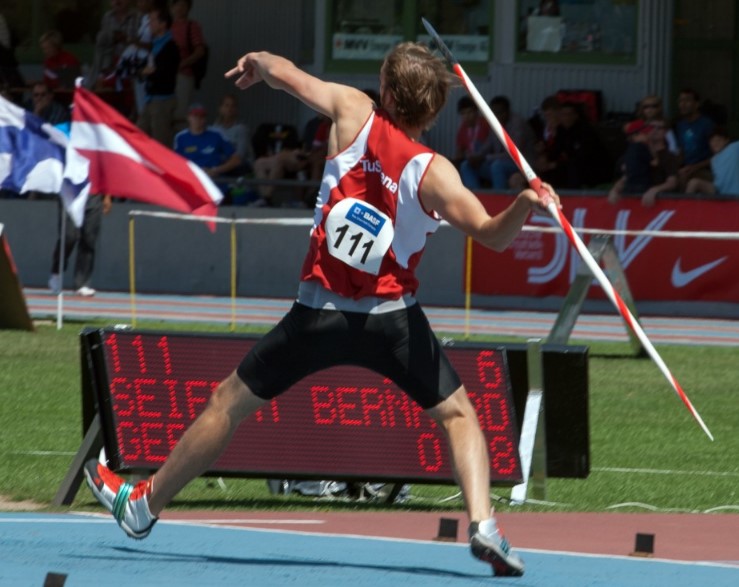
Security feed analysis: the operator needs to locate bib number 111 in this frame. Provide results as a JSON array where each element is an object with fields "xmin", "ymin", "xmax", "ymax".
[{"xmin": 325, "ymin": 198, "xmax": 394, "ymax": 275}]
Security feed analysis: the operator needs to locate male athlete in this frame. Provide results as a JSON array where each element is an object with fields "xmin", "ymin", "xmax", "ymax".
[{"xmin": 85, "ymin": 42, "xmax": 561, "ymax": 577}]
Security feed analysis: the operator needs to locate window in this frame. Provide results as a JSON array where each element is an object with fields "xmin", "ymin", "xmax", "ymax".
[
  {"xmin": 517, "ymin": 0, "xmax": 638, "ymax": 64},
  {"xmin": 416, "ymin": 0, "xmax": 491, "ymax": 63},
  {"xmin": 327, "ymin": 0, "xmax": 492, "ymax": 73},
  {"xmin": 331, "ymin": 0, "xmax": 404, "ymax": 62}
]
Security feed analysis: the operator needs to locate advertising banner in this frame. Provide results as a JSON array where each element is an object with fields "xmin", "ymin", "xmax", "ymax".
[{"xmin": 470, "ymin": 195, "xmax": 739, "ymax": 303}]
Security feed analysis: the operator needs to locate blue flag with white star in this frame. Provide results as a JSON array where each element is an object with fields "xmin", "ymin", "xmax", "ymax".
[{"xmin": 0, "ymin": 95, "xmax": 89, "ymax": 226}]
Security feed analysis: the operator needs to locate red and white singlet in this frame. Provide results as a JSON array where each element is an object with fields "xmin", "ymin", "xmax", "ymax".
[{"xmin": 299, "ymin": 109, "xmax": 440, "ymax": 302}]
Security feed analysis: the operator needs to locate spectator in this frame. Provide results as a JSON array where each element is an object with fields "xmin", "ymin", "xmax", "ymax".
[
  {"xmin": 27, "ymin": 81, "xmax": 69, "ymax": 125},
  {"xmin": 210, "ymin": 93, "xmax": 253, "ymax": 172},
  {"xmin": 608, "ymin": 119, "xmax": 678, "ymax": 207},
  {"xmin": 609, "ymin": 120, "xmax": 653, "ymax": 201},
  {"xmin": 86, "ymin": 0, "xmax": 138, "ymax": 90},
  {"xmin": 641, "ymin": 118, "xmax": 680, "ymax": 206},
  {"xmin": 298, "ymin": 113, "xmax": 331, "ymax": 207},
  {"xmin": 483, "ymin": 95, "xmax": 537, "ymax": 190},
  {"xmin": 174, "ymin": 103, "xmax": 241, "ymax": 195},
  {"xmin": 114, "ymin": 0, "xmax": 155, "ymax": 118},
  {"xmin": 137, "ymin": 5, "xmax": 179, "ymax": 147},
  {"xmin": 251, "ymin": 122, "xmax": 299, "ymax": 159},
  {"xmin": 634, "ymin": 94, "xmax": 678, "ymax": 154},
  {"xmin": 170, "ymin": 0, "xmax": 206, "ymax": 129},
  {"xmin": 250, "ymin": 118, "xmax": 326, "ymax": 208},
  {"xmin": 531, "ymin": 94, "xmax": 562, "ymax": 182},
  {"xmin": 686, "ymin": 129, "xmax": 739, "ymax": 197},
  {"xmin": 19, "ymin": 85, "xmax": 68, "ymax": 202},
  {"xmin": 48, "ymin": 195, "xmax": 113, "ymax": 297},
  {"xmin": 39, "ymin": 30, "xmax": 81, "ymax": 91},
  {"xmin": 674, "ymin": 88, "xmax": 715, "ymax": 190},
  {"xmin": 454, "ymin": 95, "xmax": 491, "ymax": 188},
  {"xmin": 543, "ymin": 101, "xmax": 610, "ymax": 189}
]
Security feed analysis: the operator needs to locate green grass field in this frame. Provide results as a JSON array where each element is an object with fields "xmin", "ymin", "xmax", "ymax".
[{"xmin": 0, "ymin": 319, "xmax": 737, "ymax": 515}]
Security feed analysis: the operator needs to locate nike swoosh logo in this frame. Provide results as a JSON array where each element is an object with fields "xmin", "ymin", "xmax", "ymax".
[{"xmin": 671, "ymin": 256, "xmax": 727, "ymax": 288}]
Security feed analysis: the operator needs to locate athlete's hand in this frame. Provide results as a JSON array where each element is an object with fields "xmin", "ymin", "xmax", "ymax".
[
  {"xmin": 519, "ymin": 181, "xmax": 561, "ymax": 215},
  {"xmin": 225, "ymin": 53, "xmax": 263, "ymax": 89}
]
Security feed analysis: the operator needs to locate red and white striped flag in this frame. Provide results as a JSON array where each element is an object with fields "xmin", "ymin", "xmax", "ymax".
[{"xmin": 70, "ymin": 86, "xmax": 223, "ymax": 219}]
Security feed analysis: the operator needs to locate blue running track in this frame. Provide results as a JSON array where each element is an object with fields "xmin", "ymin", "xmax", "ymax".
[{"xmin": 1, "ymin": 513, "xmax": 738, "ymax": 587}]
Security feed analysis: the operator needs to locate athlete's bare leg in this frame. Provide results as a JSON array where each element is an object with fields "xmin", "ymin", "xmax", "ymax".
[
  {"xmin": 147, "ymin": 371, "xmax": 266, "ymax": 516},
  {"xmin": 425, "ymin": 385, "xmax": 491, "ymax": 522}
]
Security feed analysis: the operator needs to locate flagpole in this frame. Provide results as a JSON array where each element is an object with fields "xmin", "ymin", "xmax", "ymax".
[{"xmin": 56, "ymin": 206, "xmax": 66, "ymax": 330}]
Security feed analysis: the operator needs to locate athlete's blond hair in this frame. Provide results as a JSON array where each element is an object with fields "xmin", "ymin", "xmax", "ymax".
[{"xmin": 381, "ymin": 42, "xmax": 455, "ymax": 130}]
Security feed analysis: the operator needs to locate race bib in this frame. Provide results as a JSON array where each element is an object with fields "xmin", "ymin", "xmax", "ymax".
[{"xmin": 324, "ymin": 198, "xmax": 394, "ymax": 275}]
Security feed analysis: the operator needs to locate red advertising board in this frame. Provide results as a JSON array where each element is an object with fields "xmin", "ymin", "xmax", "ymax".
[{"xmin": 470, "ymin": 195, "xmax": 739, "ymax": 303}]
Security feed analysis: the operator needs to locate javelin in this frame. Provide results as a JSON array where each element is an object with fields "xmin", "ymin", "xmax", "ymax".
[{"xmin": 421, "ymin": 18, "xmax": 713, "ymax": 441}]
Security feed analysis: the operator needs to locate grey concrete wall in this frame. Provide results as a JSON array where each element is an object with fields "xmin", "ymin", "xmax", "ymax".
[
  {"xmin": 4, "ymin": 198, "xmax": 737, "ymax": 319},
  {"xmin": 0, "ymin": 198, "xmax": 467, "ymax": 306}
]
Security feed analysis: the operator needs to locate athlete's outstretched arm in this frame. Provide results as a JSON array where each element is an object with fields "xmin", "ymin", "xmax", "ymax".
[{"xmin": 421, "ymin": 155, "xmax": 560, "ymax": 252}]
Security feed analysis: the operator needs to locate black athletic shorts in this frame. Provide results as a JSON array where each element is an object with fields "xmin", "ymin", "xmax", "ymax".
[{"xmin": 236, "ymin": 302, "xmax": 461, "ymax": 409}]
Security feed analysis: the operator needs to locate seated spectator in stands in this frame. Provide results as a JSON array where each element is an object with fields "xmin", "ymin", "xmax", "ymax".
[
  {"xmin": 251, "ymin": 122, "xmax": 300, "ymax": 159},
  {"xmin": 538, "ymin": 100, "xmax": 610, "ymax": 189},
  {"xmin": 686, "ymin": 129, "xmax": 739, "ymax": 197},
  {"xmin": 674, "ymin": 88, "xmax": 715, "ymax": 190},
  {"xmin": 635, "ymin": 94, "xmax": 678, "ymax": 154},
  {"xmin": 454, "ymin": 96, "xmax": 491, "ymax": 188},
  {"xmin": 642, "ymin": 118, "xmax": 680, "ymax": 206},
  {"xmin": 22, "ymin": 85, "xmax": 69, "ymax": 201},
  {"xmin": 26, "ymin": 81, "xmax": 69, "ymax": 125},
  {"xmin": 301, "ymin": 113, "xmax": 330, "ymax": 182},
  {"xmin": 174, "ymin": 103, "xmax": 241, "ymax": 196},
  {"xmin": 608, "ymin": 119, "xmax": 679, "ymax": 207},
  {"xmin": 483, "ymin": 95, "xmax": 536, "ymax": 190},
  {"xmin": 608, "ymin": 120, "xmax": 653, "ymax": 204},
  {"xmin": 529, "ymin": 94, "xmax": 559, "ymax": 143},
  {"xmin": 531, "ymin": 94, "xmax": 563, "ymax": 183},
  {"xmin": 251, "ymin": 119, "xmax": 323, "ymax": 207},
  {"xmin": 210, "ymin": 93, "xmax": 253, "ymax": 173},
  {"xmin": 137, "ymin": 5, "xmax": 179, "ymax": 146},
  {"xmin": 39, "ymin": 30, "xmax": 81, "ymax": 91}
]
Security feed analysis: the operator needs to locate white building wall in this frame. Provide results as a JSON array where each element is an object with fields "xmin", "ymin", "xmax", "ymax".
[{"xmin": 188, "ymin": 0, "xmax": 674, "ymax": 159}]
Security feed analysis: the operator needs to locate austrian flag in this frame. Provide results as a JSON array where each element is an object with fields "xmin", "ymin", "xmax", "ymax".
[{"xmin": 70, "ymin": 86, "xmax": 223, "ymax": 218}]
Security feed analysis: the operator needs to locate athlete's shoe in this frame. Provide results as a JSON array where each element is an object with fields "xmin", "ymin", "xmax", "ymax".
[
  {"xmin": 469, "ymin": 519, "xmax": 525, "ymax": 577},
  {"xmin": 84, "ymin": 459, "xmax": 157, "ymax": 539}
]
